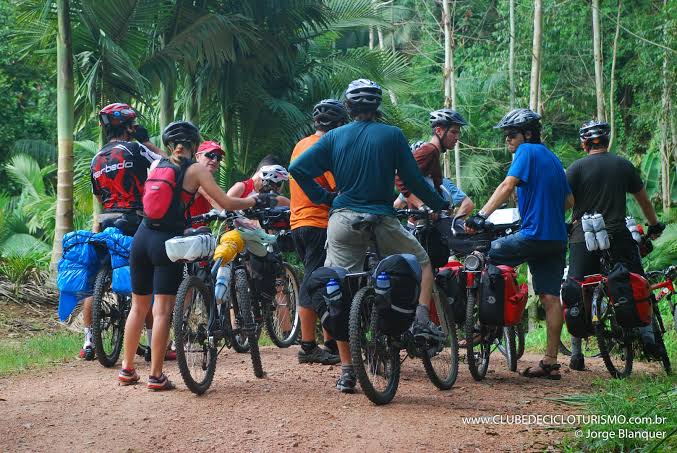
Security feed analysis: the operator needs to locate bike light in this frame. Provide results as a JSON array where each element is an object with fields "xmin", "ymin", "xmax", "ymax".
[{"xmin": 464, "ymin": 254, "xmax": 482, "ymax": 271}]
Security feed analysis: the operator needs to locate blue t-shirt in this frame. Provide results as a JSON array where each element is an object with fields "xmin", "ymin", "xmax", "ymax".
[
  {"xmin": 289, "ymin": 121, "xmax": 445, "ymax": 216},
  {"xmin": 507, "ymin": 143, "xmax": 570, "ymax": 241}
]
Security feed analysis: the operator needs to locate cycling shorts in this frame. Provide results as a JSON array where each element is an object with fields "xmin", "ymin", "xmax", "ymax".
[
  {"xmin": 292, "ymin": 226, "xmax": 328, "ymax": 308},
  {"xmin": 130, "ymin": 222, "xmax": 184, "ymax": 295}
]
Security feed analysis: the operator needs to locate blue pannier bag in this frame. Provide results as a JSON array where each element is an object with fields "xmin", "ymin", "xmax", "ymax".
[
  {"xmin": 112, "ymin": 266, "xmax": 132, "ymax": 295},
  {"xmin": 57, "ymin": 230, "xmax": 101, "ymax": 320},
  {"xmin": 101, "ymin": 227, "xmax": 133, "ymax": 269}
]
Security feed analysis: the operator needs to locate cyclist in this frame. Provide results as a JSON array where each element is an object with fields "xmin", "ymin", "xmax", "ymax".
[
  {"xmin": 465, "ymin": 108, "xmax": 573, "ymax": 380},
  {"xmin": 118, "ymin": 121, "xmax": 276, "ymax": 390},
  {"xmin": 81, "ymin": 103, "xmax": 163, "ymax": 360},
  {"xmin": 291, "ymin": 99, "xmax": 349, "ymax": 365},
  {"xmin": 395, "ymin": 109, "xmax": 474, "ymax": 217},
  {"xmin": 227, "ymin": 156, "xmax": 291, "ymax": 207},
  {"xmin": 289, "ymin": 79, "xmax": 449, "ymax": 393},
  {"xmin": 190, "ymin": 140, "xmax": 226, "ymax": 224},
  {"xmin": 565, "ymin": 120, "xmax": 665, "ymax": 371}
]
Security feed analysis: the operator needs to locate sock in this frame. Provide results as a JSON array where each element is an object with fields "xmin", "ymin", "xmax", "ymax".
[
  {"xmin": 415, "ymin": 304, "xmax": 430, "ymax": 324},
  {"xmin": 323, "ymin": 339, "xmax": 338, "ymax": 354},
  {"xmin": 146, "ymin": 328, "xmax": 153, "ymax": 345},
  {"xmin": 84, "ymin": 328, "xmax": 93, "ymax": 348},
  {"xmin": 570, "ymin": 337, "xmax": 583, "ymax": 356},
  {"xmin": 301, "ymin": 341, "xmax": 317, "ymax": 353},
  {"xmin": 341, "ymin": 364, "xmax": 354, "ymax": 376}
]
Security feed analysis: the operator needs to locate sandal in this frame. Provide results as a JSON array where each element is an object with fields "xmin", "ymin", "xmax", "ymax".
[
  {"xmin": 147, "ymin": 373, "xmax": 176, "ymax": 391},
  {"xmin": 118, "ymin": 368, "xmax": 140, "ymax": 385},
  {"xmin": 521, "ymin": 360, "xmax": 561, "ymax": 380}
]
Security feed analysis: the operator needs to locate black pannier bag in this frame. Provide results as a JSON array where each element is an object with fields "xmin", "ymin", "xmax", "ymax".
[
  {"xmin": 606, "ymin": 263, "xmax": 652, "ymax": 328},
  {"xmin": 479, "ymin": 264, "xmax": 505, "ymax": 325},
  {"xmin": 561, "ymin": 277, "xmax": 593, "ymax": 338},
  {"xmin": 302, "ymin": 266, "xmax": 352, "ymax": 341},
  {"xmin": 372, "ymin": 254, "xmax": 422, "ymax": 336},
  {"xmin": 436, "ymin": 217, "xmax": 492, "ymax": 257},
  {"xmin": 421, "ymin": 224, "xmax": 450, "ymax": 268},
  {"xmin": 435, "ymin": 265, "xmax": 466, "ymax": 324},
  {"xmin": 249, "ymin": 253, "xmax": 281, "ymax": 301}
]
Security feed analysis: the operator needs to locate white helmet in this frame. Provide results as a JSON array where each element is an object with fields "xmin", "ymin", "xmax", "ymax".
[{"xmin": 259, "ymin": 165, "xmax": 289, "ymax": 183}]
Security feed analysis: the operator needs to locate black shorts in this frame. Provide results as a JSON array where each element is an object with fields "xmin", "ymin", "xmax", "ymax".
[
  {"xmin": 130, "ymin": 222, "xmax": 184, "ymax": 296},
  {"xmin": 568, "ymin": 229, "xmax": 643, "ymax": 279},
  {"xmin": 292, "ymin": 226, "xmax": 327, "ymax": 308}
]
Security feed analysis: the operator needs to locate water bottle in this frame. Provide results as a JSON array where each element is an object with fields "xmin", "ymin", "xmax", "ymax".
[
  {"xmin": 326, "ymin": 279, "xmax": 342, "ymax": 317},
  {"xmin": 214, "ymin": 264, "xmax": 231, "ymax": 304},
  {"xmin": 626, "ymin": 216, "xmax": 641, "ymax": 243},
  {"xmin": 581, "ymin": 214, "xmax": 599, "ymax": 251},
  {"xmin": 581, "ymin": 214, "xmax": 594, "ymax": 233},
  {"xmin": 591, "ymin": 213, "xmax": 606, "ymax": 232},
  {"xmin": 375, "ymin": 272, "xmax": 391, "ymax": 296},
  {"xmin": 590, "ymin": 213, "xmax": 609, "ymax": 250}
]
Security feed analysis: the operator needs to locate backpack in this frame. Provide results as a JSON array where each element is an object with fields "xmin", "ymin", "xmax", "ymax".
[
  {"xmin": 372, "ymin": 254, "xmax": 421, "ymax": 336},
  {"xmin": 561, "ymin": 277, "xmax": 594, "ymax": 338},
  {"xmin": 302, "ymin": 266, "xmax": 353, "ymax": 341},
  {"xmin": 607, "ymin": 263, "xmax": 652, "ymax": 328},
  {"xmin": 435, "ymin": 262, "xmax": 466, "ymax": 324},
  {"xmin": 479, "ymin": 264, "xmax": 528, "ymax": 327},
  {"xmin": 142, "ymin": 158, "xmax": 193, "ymax": 231}
]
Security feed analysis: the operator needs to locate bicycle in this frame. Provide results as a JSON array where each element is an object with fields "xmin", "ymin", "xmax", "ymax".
[
  {"xmin": 646, "ymin": 265, "xmax": 676, "ymax": 332},
  {"xmin": 347, "ymin": 211, "xmax": 459, "ymax": 405}
]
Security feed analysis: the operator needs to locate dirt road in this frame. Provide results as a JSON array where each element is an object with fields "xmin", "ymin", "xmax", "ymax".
[{"xmin": 0, "ymin": 347, "xmax": 664, "ymax": 452}]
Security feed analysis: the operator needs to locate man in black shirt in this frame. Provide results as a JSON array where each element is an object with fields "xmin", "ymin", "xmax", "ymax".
[{"xmin": 565, "ymin": 120, "xmax": 665, "ymax": 370}]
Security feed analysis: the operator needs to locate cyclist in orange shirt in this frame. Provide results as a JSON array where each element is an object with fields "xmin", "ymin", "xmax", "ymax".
[{"xmin": 291, "ymin": 99, "xmax": 348, "ymax": 364}]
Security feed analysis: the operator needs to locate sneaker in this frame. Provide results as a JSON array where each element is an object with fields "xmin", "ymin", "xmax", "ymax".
[
  {"xmin": 147, "ymin": 373, "xmax": 176, "ymax": 391},
  {"xmin": 118, "ymin": 368, "xmax": 140, "ymax": 385},
  {"xmin": 335, "ymin": 371, "xmax": 356, "ymax": 393},
  {"xmin": 410, "ymin": 319, "xmax": 445, "ymax": 342},
  {"xmin": 569, "ymin": 354, "xmax": 585, "ymax": 371},
  {"xmin": 298, "ymin": 346, "xmax": 340, "ymax": 365},
  {"xmin": 79, "ymin": 346, "xmax": 95, "ymax": 361}
]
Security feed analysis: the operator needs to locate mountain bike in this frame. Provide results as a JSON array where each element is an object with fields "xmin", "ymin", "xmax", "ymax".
[{"xmin": 348, "ymin": 211, "xmax": 459, "ymax": 405}]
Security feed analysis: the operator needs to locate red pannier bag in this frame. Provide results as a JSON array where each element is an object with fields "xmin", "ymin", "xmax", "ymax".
[
  {"xmin": 432, "ymin": 261, "xmax": 466, "ymax": 325},
  {"xmin": 479, "ymin": 264, "xmax": 529, "ymax": 326},
  {"xmin": 606, "ymin": 263, "xmax": 652, "ymax": 328}
]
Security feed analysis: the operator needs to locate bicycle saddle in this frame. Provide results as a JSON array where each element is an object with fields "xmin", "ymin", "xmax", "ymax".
[
  {"xmin": 183, "ymin": 226, "xmax": 211, "ymax": 236},
  {"xmin": 351, "ymin": 214, "xmax": 381, "ymax": 231}
]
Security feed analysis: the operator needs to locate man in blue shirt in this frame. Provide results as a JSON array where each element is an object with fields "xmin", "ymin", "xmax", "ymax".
[
  {"xmin": 465, "ymin": 108, "xmax": 573, "ymax": 380},
  {"xmin": 289, "ymin": 79, "xmax": 449, "ymax": 392}
]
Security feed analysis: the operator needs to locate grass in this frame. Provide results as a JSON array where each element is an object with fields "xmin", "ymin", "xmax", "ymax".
[{"xmin": 0, "ymin": 330, "xmax": 81, "ymax": 376}]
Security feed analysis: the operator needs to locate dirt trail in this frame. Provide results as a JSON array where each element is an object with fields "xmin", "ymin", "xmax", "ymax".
[{"xmin": 0, "ymin": 347, "xmax": 664, "ymax": 452}]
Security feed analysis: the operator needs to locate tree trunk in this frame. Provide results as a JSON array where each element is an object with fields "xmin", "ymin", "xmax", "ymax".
[
  {"xmin": 592, "ymin": 0, "xmax": 606, "ymax": 121},
  {"xmin": 369, "ymin": 26, "xmax": 375, "ymax": 50},
  {"xmin": 529, "ymin": 0, "xmax": 543, "ymax": 112},
  {"xmin": 608, "ymin": 0, "xmax": 622, "ymax": 150},
  {"xmin": 51, "ymin": 0, "xmax": 75, "ymax": 269},
  {"xmin": 509, "ymin": 0, "xmax": 516, "ymax": 109},
  {"xmin": 159, "ymin": 76, "xmax": 175, "ymax": 133},
  {"xmin": 659, "ymin": 0, "xmax": 672, "ymax": 214},
  {"xmin": 442, "ymin": 0, "xmax": 461, "ymax": 187},
  {"xmin": 185, "ymin": 73, "xmax": 200, "ymax": 126},
  {"xmin": 377, "ymin": 27, "xmax": 384, "ymax": 50}
]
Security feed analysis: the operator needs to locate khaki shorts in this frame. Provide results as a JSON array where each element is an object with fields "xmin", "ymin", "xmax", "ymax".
[{"xmin": 325, "ymin": 209, "xmax": 430, "ymax": 272}]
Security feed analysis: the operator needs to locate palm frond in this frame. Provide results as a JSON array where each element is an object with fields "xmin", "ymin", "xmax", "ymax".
[
  {"xmin": 11, "ymin": 140, "xmax": 57, "ymax": 166},
  {"xmin": 4, "ymin": 154, "xmax": 47, "ymax": 200}
]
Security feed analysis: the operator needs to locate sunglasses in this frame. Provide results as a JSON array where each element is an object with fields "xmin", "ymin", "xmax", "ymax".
[
  {"xmin": 202, "ymin": 151, "xmax": 223, "ymax": 162},
  {"xmin": 504, "ymin": 130, "xmax": 521, "ymax": 139}
]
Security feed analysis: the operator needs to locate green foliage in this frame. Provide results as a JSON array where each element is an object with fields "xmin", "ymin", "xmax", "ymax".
[{"xmin": 644, "ymin": 223, "xmax": 677, "ymax": 272}]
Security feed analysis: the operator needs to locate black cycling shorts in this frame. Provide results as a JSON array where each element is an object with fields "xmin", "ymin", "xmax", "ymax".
[
  {"xmin": 292, "ymin": 226, "xmax": 327, "ymax": 308},
  {"xmin": 130, "ymin": 222, "xmax": 184, "ymax": 296}
]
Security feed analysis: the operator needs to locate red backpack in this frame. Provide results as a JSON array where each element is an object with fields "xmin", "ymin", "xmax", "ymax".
[{"xmin": 143, "ymin": 158, "xmax": 193, "ymax": 231}]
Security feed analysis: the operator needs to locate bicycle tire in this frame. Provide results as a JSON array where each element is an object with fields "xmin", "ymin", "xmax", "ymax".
[
  {"xmin": 235, "ymin": 268, "xmax": 264, "ymax": 378},
  {"xmin": 228, "ymin": 268, "xmax": 251, "ymax": 354},
  {"xmin": 595, "ymin": 293, "xmax": 633, "ymax": 378},
  {"xmin": 558, "ymin": 339, "xmax": 571, "ymax": 356},
  {"xmin": 652, "ymin": 313, "xmax": 672, "ymax": 375},
  {"xmin": 503, "ymin": 327, "xmax": 517, "ymax": 372},
  {"xmin": 264, "ymin": 262, "xmax": 301, "ymax": 348},
  {"xmin": 92, "ymin": 266, "xmax": 125, "ymax": 368},
  {"xmin": 349, "ymin": 287, "xmax": 400, "ymax": 405},
  {"xmin": 174, "ymin": 276, "xmax": 217, "ymax": 395},
  {"xmin": 465, "ymin": 291, "xmax": 490, "ymax": 381},
  {"xmin": 421, "ymin": 285, "xmax": 459, "ymax": 390},
  {"xmin": 515, "ymin": 322, "xmax": 526, "ymax": 360}
]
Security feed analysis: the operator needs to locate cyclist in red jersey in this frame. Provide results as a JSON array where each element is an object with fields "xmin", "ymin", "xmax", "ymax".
[
  {"xmin": 189, "ymin": 141, "xmax": 226, "ymax": 226},
  {"xmin": 227, "ymin": 155, "xmax": 291, "ymax": 206}
]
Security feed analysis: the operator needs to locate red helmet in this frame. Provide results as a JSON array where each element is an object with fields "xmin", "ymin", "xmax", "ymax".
[
  {"xmin": 197, "ymin": 140, "xmax": 225, "ymax": 155},
  {"xmin": 99, "ymin": 103, "xmax": 137, "ymax": 127}
]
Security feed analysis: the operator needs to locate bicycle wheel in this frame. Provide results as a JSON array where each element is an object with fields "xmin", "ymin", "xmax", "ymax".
[
  {"xmin": 515, "ymin": 321, "xmax": 526, "ymax": 360},
  {"xmin": 495, "ymin": 326, "xmax": 517, "ymax": 372},
  {"xmin": 595, "ymin": 292, "xmax": 633, "ymax": 378},
  {"xmin": 465, "ymin": 291, "xmax": 490, "ymax": 381},
  {"xmin": 421, "ymin": 285, "xmax": 459, "ymax": 390},
  {"xmin": 264, "ymin": 262, "xmax": 300, "ymax": 348},
  {"xmin": 228, "ymin": 268, "xmax": 251, "ymax": 354},
  {"xmin": 92, "ymin": 266, "xmax": 125, "ymax": 368},
  {"xmin": 234, "ymin": 268, "xmax": 264, "ymax": 378},
  {"xmin": 652, "ymin": 312, "xmax": 672, "ymax": 375},
  {"xmin": 349, "ymin": 287, "xmax": 400, "ymax": 405},
  {"xmin": 173, "ymin": 276, "xmax": 217, "ymax": 395}
]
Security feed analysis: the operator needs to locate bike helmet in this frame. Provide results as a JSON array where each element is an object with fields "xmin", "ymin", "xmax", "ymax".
[
  {"xmin": 197, "ymin": 140, "xmax": 225, "ymax": 155},
  {"xmin": 344, "ymin": 79, "xmax": 382, "ymax": 113},
  {"xmin": 579, "ymin": 120, "xmax": 610, "ymax": 142},
  {"xmin": 162, "ymin": 121, "xmax": 201, "ymax": 147},
  {"xmin": 313, "ymin": 99, "xmax": 349, "ymax": 125},
  {"xmin": 99, "ymin": 103, "xmax": 137, "ymax": 127},
  {"xmin": 429, "ymin": 108, "xmax": 468, "ymax": 128},
  {"xmin": 410, "ymin": 141, "xmax": 425, "ymax": 153},
  {"xmin": 259, "ymin": 165, "xmax": 289, "ymax": 184},
  {"xmin": 494, "ymin": 108, "xmax": 541, "ymax": 129}
]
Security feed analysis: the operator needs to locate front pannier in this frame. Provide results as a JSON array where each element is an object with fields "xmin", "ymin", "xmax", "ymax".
[
  {"xmin": 607, "ymin": 263, "xmax": 652, "ymax": 328},
  {"xmin": 479, "ymin": 264, "xmax": 528, "ymax": 327}
]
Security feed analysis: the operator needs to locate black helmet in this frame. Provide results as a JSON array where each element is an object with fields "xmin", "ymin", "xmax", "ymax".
[
  {"xmin": 579, "ymin": 120, "xmax": 610, "ymax": 142},
  {"xmin": 162, "ymin": 121, "xmax": 200, "ymax": 147},
  {"xmin": 429, "ymin": 108, "xmax": 468, "ymax": 128},
  {"xmin": 494, "ymin": 108, "xmax": 541, "ymax": 129},
  {"xmin": 344, "ymin": 79, "xmax": 382, "ymax": 113},
  {"xmin": 410, "ymin": 141, "xmax": 425, "ymax": 153},
  {"xmin": 313, "ymin": 99, "xmax": 349, "ymax": 125}
]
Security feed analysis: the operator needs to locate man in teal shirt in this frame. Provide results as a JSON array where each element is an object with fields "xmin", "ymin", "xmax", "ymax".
[{"xmin": 289, "ymin": 79, "xmax": 449, "ymax": 393}]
